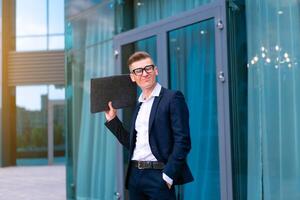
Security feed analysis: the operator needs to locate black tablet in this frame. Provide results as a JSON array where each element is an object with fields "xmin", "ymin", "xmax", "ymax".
[{"xmin": 90, "ymin": 74, "xmax": 137, "ymax": 113}]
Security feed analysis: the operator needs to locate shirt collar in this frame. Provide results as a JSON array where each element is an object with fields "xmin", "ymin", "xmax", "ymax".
[{"xmin": 138, "ymin": 83, "xmax": 161, "ymax": 102}]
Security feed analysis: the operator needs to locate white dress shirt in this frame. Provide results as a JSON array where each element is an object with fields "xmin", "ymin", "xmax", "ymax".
[
  {"xmin": 131, "ymin": 83, "xmax": 173, "ymax": 186},
  {"xmin": 131, "ymin": 83, "xmax": 161, "ymax": 161}
]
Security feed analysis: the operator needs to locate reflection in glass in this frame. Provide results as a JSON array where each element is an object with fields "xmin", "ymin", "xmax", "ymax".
[
  {"xmin": 52, "ymin": 100, "xmax": 65, "ymax": 162},
  {"xmin": 49, "ymin": 35, "xmax": 65, "ymax": 50},
  {"xmin": 16, "ymin": 36, "xmax": 47, "ymax": 52},
  {"xmin": 16, "ymin": 0, "xmax": 47, "ymax": 36},
  {"xmin": 16, "ymin": 85, "xmax": 65, "ymax": 165},
  {"xmin": 16, "ymin": 0, "xmax": 65, "ymax": 51},
  {"xmin": 49, "ymin": 0, "xmax": 64, "ymax": 34}
]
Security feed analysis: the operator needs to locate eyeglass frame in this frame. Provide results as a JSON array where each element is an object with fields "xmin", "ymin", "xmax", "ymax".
[{"xmin": 130, "ymin": 64, "xmax": 155, "ymax": 76}]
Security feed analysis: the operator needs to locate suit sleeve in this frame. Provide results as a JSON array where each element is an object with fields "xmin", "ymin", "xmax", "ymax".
[
  {"xmin": 105, "ymin": 116, "xmax": 130, "ymax": 150},
  {"xmin": 163, "ymin": 91, "xmax": 191, "ymax": 180}
]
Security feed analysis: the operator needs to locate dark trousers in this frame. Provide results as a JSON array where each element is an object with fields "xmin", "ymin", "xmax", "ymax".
[{"xmin": 128, "ymin": 166, "xmax": 176, "ymax": 200}]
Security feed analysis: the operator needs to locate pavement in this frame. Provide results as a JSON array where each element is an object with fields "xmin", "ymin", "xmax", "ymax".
[{"xmin": 0, "ymin": 165, "xmax": 66, "ymax": 200}]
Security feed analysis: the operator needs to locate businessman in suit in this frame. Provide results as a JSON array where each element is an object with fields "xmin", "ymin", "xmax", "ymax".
[{"xmin": 104, "ymin": 51, "xmax": 193, "ymax": 200}]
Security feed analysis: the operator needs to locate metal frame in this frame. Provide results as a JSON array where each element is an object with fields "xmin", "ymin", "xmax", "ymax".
[
  {"xmin": 113, "ymin": 1, "xmax": 232, "ymax": 200},
  {"xmin": 47, "ymin": 99, "xmax": 64, "ymax": 165}
]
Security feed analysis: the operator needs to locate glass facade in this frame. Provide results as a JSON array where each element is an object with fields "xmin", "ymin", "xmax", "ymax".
[
  {"xmin": 65, "ymin": 0, "xmax": 225, "ymax": 199},
  {"xmin": 65, "ymin": 0, "xmax": 300, "ymax": 200},
  {"xmin": 16, "ymin": 0, "xmax": 64, "ymax": 51}
]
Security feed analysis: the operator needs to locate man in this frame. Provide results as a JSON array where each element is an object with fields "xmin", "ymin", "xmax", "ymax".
[{"xmin": 104, "ymin": 51, "xmax": 193, "ymax": 200}]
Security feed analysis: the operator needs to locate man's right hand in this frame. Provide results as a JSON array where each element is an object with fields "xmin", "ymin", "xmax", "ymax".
[{"xmin": 104, "ymin": 101, "xmax": 117, "ymax": 122}]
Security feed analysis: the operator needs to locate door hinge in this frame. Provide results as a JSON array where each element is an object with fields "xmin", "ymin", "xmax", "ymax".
[
  {"xmin": 114, "ymin": 192, "xmax": 121, "ymax": 199},
  {"xmin": 114, "ymin": 50, "xmax": 119, "ymax": 59},
  {"xmin": 217, "ymin": 19, "xmax": 224, "ymax": 30},
  {"xmin": 218, "ymin": 71, "xmax": 226, "ymax": 83}
]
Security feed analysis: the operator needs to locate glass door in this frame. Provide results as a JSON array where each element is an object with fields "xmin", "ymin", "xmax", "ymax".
[
  {"xmin": 168, "ymin": 18, "xmax": 220, "ymax": 199},
  {"xmin": 118, "ymin": 36, "xmax": 157, "ymax": 200},
  {"xmin": 114, "ymin": 4, "xmax": 232, "ymax": 200}
]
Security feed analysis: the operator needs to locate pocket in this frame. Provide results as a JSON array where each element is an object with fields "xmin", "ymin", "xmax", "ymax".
[{"xmin": 160, "ymin": 173, "xmax": 172, "ymax": 190}]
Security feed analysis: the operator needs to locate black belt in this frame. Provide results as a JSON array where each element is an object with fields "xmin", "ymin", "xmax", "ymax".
[{"xmin": 131, "ymin": 160, "xmax": 165, "ymax": 169}]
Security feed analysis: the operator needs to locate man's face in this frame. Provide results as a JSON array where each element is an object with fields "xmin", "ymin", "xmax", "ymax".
[{"xmin": 129, "ymin": 58, "xmax": 158, "ymax": 91}]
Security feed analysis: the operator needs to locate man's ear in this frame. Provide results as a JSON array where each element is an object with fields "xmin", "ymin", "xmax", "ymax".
[
  {"xmin": 130, "ymin": 73, "xmax": 136, "ymax": 82},
  {"xmin": 154, "ymin": 66, "xmax": 159, "ymax": 75}
]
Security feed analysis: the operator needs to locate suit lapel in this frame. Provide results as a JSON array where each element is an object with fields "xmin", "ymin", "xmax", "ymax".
[{"xmin": 148, "ymin": 88, "xmax": 164, "ymax": 133}]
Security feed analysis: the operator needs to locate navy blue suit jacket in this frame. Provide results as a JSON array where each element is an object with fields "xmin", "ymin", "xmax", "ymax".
[{"xmin": 105, "ymin": 87, "xmax": 194, "ymax": 188}]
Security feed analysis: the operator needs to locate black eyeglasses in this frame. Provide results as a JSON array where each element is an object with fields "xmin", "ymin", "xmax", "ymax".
[{"xmin": 131, "ymin": 64, "xmax": 155, "ymax": 76}]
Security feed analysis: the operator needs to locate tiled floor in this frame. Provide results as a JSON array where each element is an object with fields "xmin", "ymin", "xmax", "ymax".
[{"xmin": 0, "ymin": 165, "xmax": 66, "ymax": 200}]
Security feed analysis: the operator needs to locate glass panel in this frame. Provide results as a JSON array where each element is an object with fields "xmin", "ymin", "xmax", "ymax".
[
  {"xmin": 67, "ymin": 0, "xmax": 114, "ymax": 50},
  {"xmin": 16, "ymin": 36, "xmax": 47, "ymax": 51},
  {"xmin": 49, "ymin": 85, "xmax": 65, "ymax": 164},
  {"xmin": 168, "ymin": 19, "xmax": 220, "ymax": 199},
  {"xmin": 134, "ymin": 0, "xmax": 213, "ymax": 27},
  {"xmin": 16, "ymin": 85, "xmax": 65, "ymax": 165},
  {"xmin": 66, "ymin": 3, "xmax": 117, "ymax": 196},
  {"xmin": 116, "ymin": 0, "xmax": 214, "ymax": 33},
  {"xmin": 65, "ymin": 0, "xmax": 103, "ymax": 18},
  {"xmin": 49, "ymin": 0, "xmax": 65, "ymax": 34},
  {"xmin": 16, "ymin": 0, "xmax": 65, "ymax": 52},
  {"xmin": 49, "ymin": 35, "xmax": 65, "ymax": 50},
  {"xmin": 16, "ymin": 0, "xmax": 47, "ymax": 36},
  {"xmin": 16, "ymin": 85, "xmax": 47, "ymax": 165},
  {"xmin": 49, "ymin": 85, "xmax": 65, "ymax": 100},
  {"xmin": 70, "ymin": 41, "xmax": 117, "ymax": 199},
  {"xmin": 246, "ymin": 0, "xmax": 300, "ymax": 199}
]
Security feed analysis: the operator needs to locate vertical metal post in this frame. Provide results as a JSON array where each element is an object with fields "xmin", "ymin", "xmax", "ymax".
[
  {"xmin": 46, "ymin": 0, "xmax": 49, "ymax": 50},
  {"xmin": 157, "ymin": 32, "xmax": 169, "ymax": 88},
  {"xmin": 48, "ymin": 101, "xmax": 54, "ymax": 165},
  {"xmin": 215, "ymin": 3, "xmax": 233, "ymax": 200},
  {"xmin": 114, "ymin": 44, "xmax": 125, "ymax": 199},
  {"xmin": 48, "ymin": 100, "xmax": 64, "ymax": 165}
]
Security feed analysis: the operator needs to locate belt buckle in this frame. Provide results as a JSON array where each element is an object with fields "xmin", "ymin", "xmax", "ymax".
[{"xmin": 137, "ymin": 162, "xmax": 143, "ymax": 169}]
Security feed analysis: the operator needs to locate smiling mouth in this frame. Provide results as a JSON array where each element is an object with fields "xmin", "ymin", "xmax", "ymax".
[{"xmin": 141, "ymin": 77, "xmax": 150, "ymax": 81}]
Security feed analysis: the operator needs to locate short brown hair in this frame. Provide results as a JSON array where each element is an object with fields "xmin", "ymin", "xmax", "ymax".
[{"xmin": 127, "ymin": 51, "xmax": 152, "ymax": 67}]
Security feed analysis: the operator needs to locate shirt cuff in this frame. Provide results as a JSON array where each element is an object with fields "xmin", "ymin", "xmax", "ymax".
[{"xmin": 162, "ymin": 173, "xmax": 173, "ymax": 185}]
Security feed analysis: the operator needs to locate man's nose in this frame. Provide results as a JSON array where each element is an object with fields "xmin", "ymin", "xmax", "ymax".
[{"xmin": 141, "ymin": 69, "xmax": 149, "ymax": 76}]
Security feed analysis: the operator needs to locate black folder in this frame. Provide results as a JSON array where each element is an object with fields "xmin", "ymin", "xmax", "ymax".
[{"xmin": 90, "ymin": 74, "xmax": 137, "ymax": 113}]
